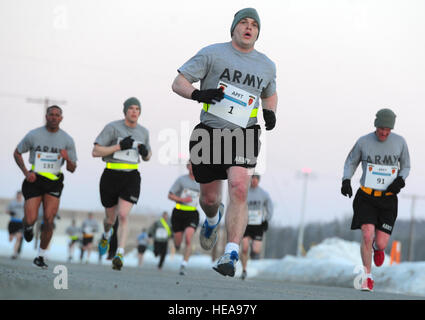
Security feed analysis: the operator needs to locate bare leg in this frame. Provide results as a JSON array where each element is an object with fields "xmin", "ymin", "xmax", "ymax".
[
  {"xmin": 39, "ymin": 194, "xmax": 60, "ymax": 250},
  {"xmin": 241, "ymin": 237, "xmax": 250, "ymax": 271},
  {"xmin": 199, "ymin": 180, "xmax": 223, "ymax": 218},
  {"xmin": 183, "ymin": 227, "xmax": 196, "ymax": 262},
  {"xmin": 116, "ymin": 198, "xmax": 133, "ymax": 250},
  {"xmin": 225, "ymin": 167, "xmax": 251, "ymax": 245},
  {"xmin": 360, "ymin": 224, "xmax": 375, "ymax": 274}
]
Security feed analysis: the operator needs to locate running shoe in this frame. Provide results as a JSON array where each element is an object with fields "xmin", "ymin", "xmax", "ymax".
[
  {"xmin": 199, "ymin": 203, "xmax": 224, "ymax": 250},
  {"xmin": 241, "ymin": 270, "xmax": 247, "ymax": 280},
  {"xmin": 361, "ymin": 277, "xmax": 374, "ymax": 292},
  {"xmin": 179, "ymin": 265, "xmax": 186, "ymax": 276},
  {"xmin": 23, "ymin": 225, "xmax": 34, "ymax": 242},
  {"xmin": 33, "ymin": 256, "xmax": 48, "ymax": 269},
  {"xmin": 373, "ymin": 247, "xmax": 385, "ymax": 267},
  {"xmin": 98, "ymin": 229, "xmax": 113, "ymax": 256},
  {"xmin": 112, "ymin": 253, "xmax": 123, "ymax": 271},
  {"xmin": 213, "ymin": 250, "xmax": 239, "ymax": 277}
]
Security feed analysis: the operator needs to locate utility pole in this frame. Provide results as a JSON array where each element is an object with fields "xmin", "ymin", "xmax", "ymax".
[
  {"xmin": 297, "ymin": 167, "xmax": 312, "ymax": 257},
  {"xmin": 402, "ymin": 194, "xmax": 425, "ymax": 262},
  {"xmin": 26, "ymin": 96, "xmax": 67, "ymax": 119}
]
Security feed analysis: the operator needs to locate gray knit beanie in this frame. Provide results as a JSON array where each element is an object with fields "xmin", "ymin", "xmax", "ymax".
[
  {"xmin": 123, "ymin": 97, "xmax": 141, "ymax": 115},
  {"xmin": 230, "ymin": 8, "xmax": 261, "ymax": 39},
  {"xmin": 374, "ymin": 108, "xmax": 396, "ymax": 129}
]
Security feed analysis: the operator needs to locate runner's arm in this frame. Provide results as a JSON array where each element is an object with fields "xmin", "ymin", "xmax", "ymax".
[
  {"xmin": 141, "ymin": 150, "xmax": 152, "ymax": 162},
  {"xmin": 261, "ymin": 92, "xmax": 277, "ymax": 113},
  {"xmin": 13, "ymin": 148, "xmax": 35, "ymax": 182},
  {"xmin": 60, "ymin": 149, "xmax": 77, "ymax": 173},
  {"xmin": 172, "ymin": 74, "xmax": 197, "ymax": 99},
  {"xmin": 92, "ymin": 143, "xmax": 121, "ymax": 158},
  {"xmin": 168, "ymin": 192, "xmax": 191, "ymax": 204}
]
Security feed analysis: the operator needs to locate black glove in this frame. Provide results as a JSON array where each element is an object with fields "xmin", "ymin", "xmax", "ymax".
[
  {"xmin": 341, "ymin": 179, "xmax": 353, "ymax": 198},
  {"xmin": 262, "ymin": 220, "xmax": 268, "ymax": 232},
  {"xmin": 263, "ymin": 109, "xmax": 276, "ymax": 131},
  {"xmin": 119, "ymin": 136, "xmax": 134, "ymax": 150},
  {"xmin": 138, "ymin": 144, "xmax": 148, "ymax": 157},
  {"xmin": 386, "ymin": 176, "xmax": 405, "ymax": 194},
  {"xmin": 191, "ymin": 89, "xmax": 224, "ymax": 104}
]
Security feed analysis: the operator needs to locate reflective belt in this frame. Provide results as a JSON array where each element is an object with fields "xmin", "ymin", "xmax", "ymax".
[
  {"xmin": 160, "ymin": 218, "xmax": 172, "ymax": 237},
  {"xmin": 175, "ymin": 203, "xmax": 197, "ymax": 211},
  {"xmin": 360, "ymin": 186, "xmax": 393, "ymax": 197},
  {"xmin": 203, "ymin": 103, "xmax": 258, "ymax": 118},
  {"xmin": 31, "ymin": 165, "xmax": 60, "ymax": 181},
  {"xmin": 106, "ymin": 162, "xmax": 138, "ymax": 170}
]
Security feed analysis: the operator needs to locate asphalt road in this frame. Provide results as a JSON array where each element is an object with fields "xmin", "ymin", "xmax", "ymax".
[{"xmin": 1, "ymin": 256, "xmax": 423, "ymax": 302}]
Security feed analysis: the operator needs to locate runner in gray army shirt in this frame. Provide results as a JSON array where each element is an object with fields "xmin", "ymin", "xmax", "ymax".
[
  {"xmin": 7, "ymin": 191, "xmax": 25, "ymax": 259},
  {"xmin": 168, "ymin": 162, "xmax": 201, "ymax": 275},
  {"xmin": 13, "ymin": 105, "xmax": 77, "ymax": 269},
  {"xmin": 240, "ymin": 174, "xmax": 273, "ymax": 280},
  {"xmin": 172, "ymin": 7, "xmax": 278, "ymax": 277},
  {"xmin": 92, "ymin": 97, "xmax": 151, "ymax": 271},
  {"xmin": 341, "ymin": 108, "xmax": 410, "ymax": 292}
]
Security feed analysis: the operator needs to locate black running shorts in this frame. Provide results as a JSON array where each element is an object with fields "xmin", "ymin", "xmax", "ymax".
[
  {"xmin": 22, "ymin": 173, "xmax": 64, "ymax": 200},
  {"xmin": 171, "ymin": 208, "xmax": 199, "ymax": 233},
  {"xmin": 351, "ymin": 188, "xmax": 398, "ymax": 235},
  {"xmin": 82, "ymin": 236, "xmax": 94, "ymax": 246},
  {"xmin": 8, "ymin": 220, "xmax": 23, "ymax": 235},
  {"xmin": 189, "ymin": 122, "xmax": 261, "ymax": 184},
  {"xmin": 137, "ymin": 244, "xmax": 147, "ymax": 254},
  {"xmin": 99, "ymin": 169, "xmax": 141, "ymax": 208},
  {"xmin": 243, "ymin": 224, "xmax": 264, "ymax": 241}
]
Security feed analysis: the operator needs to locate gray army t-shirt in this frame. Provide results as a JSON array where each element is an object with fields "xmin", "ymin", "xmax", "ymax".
[
  {"xmin": 16, "ymin": 126, "xmax": 77, "ymax": 166},
  {"xmin": 169, "ymin": 174, "xmax": 200, "ymax": 208},
  {"xmin": 343, "ymin": 132, "xmax": 411, "ymax": 186},
  {"xmin": 247, "ymin": 186, "xmax": 273, "ymax": 225},
  {"xmin": 178, "ymin": 42, "xmax": 276, "ymax": 129},
  {"xmin": 7, "ymin": 199, "xmax": 25, "ymax": 220},
  {"xmin": 94, "ymin": 120, "xmax": 151, "ymax": 164}
]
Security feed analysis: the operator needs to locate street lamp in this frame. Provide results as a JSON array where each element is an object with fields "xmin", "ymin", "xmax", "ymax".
[{"xmin": 297, "ymin": 167, "xmax": 312, "ymax": 257}]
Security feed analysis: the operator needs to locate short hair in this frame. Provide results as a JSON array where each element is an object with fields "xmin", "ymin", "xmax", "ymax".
[{"xmin": 46, "ymin": 105, "xmax": 63, "ymax": 115}]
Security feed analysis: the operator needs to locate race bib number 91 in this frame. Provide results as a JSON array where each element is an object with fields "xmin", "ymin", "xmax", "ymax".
[
  {"xmin": 364, "ymin": 164, "xmax": 398, "ymax": 191},
  {"xmin": 206, "ymin": 81, "xmax": 258, "ymax": 128}
]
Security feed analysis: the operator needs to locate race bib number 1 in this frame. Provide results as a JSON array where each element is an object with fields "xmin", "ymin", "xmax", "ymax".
[
  {"xmin": 364, "ymin": 164, "xmax": 398, "ymax": 191},
  {"xmin": 206, "ymin": 81, "xmax": 258, "ymax": 128},
  {"xmin": 34, "ymin": 152, "xmax": 62, "ymax": 174}
]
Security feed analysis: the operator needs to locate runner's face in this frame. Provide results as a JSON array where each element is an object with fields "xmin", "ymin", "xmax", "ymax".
[
  {"xmin": 45, "ymin": 108, "xmax": 63, "ymax": 129},
  {"xmin": 376, "ymin": 127, "xmax": 391, "ymax": 141},
  {"xmin": 250, "ymin": 176, "xmax": 259, "ymax": 188},
  {"xmin": 125, "ymin": 105, "xmax": 141, "ymax": 123},
  {"xmin": 232, "ymin": 18, "xmax": 259, "ymax": 51}
]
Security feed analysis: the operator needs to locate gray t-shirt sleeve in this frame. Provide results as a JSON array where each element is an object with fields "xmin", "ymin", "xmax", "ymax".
[
  {"xmin": 343, "ymin": 139, "xmax": 362, "ymax": 181},
  {"xmin": 94, "ymin": 123, "xmax": 115, "ymax": 147},
  {"xmin": 16, "ymin": 131, "xmax": 34, "ymax": 154},
  {"xmin": 178, "ymin": 48, "xmax": 210, "ymax": 84},
  {"xmin": 398, "ymin": 137, "xmax": 410, "ymax": 180},
  {"xmin": 144, "ymin": 129, "xmax": 152, "ymax": 152},
  {"xmin": 169, "ymin": 176, "xmax": 183, "ymax": 196},
  {"xmin": 261, "ymin": 61, "xmax": 277, "ymax": 99},
  {"xmin": 264, "ymin": 192, "xmax": 274, "ymax": 222},
  {"xmin": 66, "ymin": 135, "xmax": 78, "ymax": 162}
]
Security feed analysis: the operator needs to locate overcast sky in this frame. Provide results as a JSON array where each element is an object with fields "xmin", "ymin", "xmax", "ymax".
[{"xmin": 1, "ymin": 0, "xmax": 424, "ymax": 227}]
